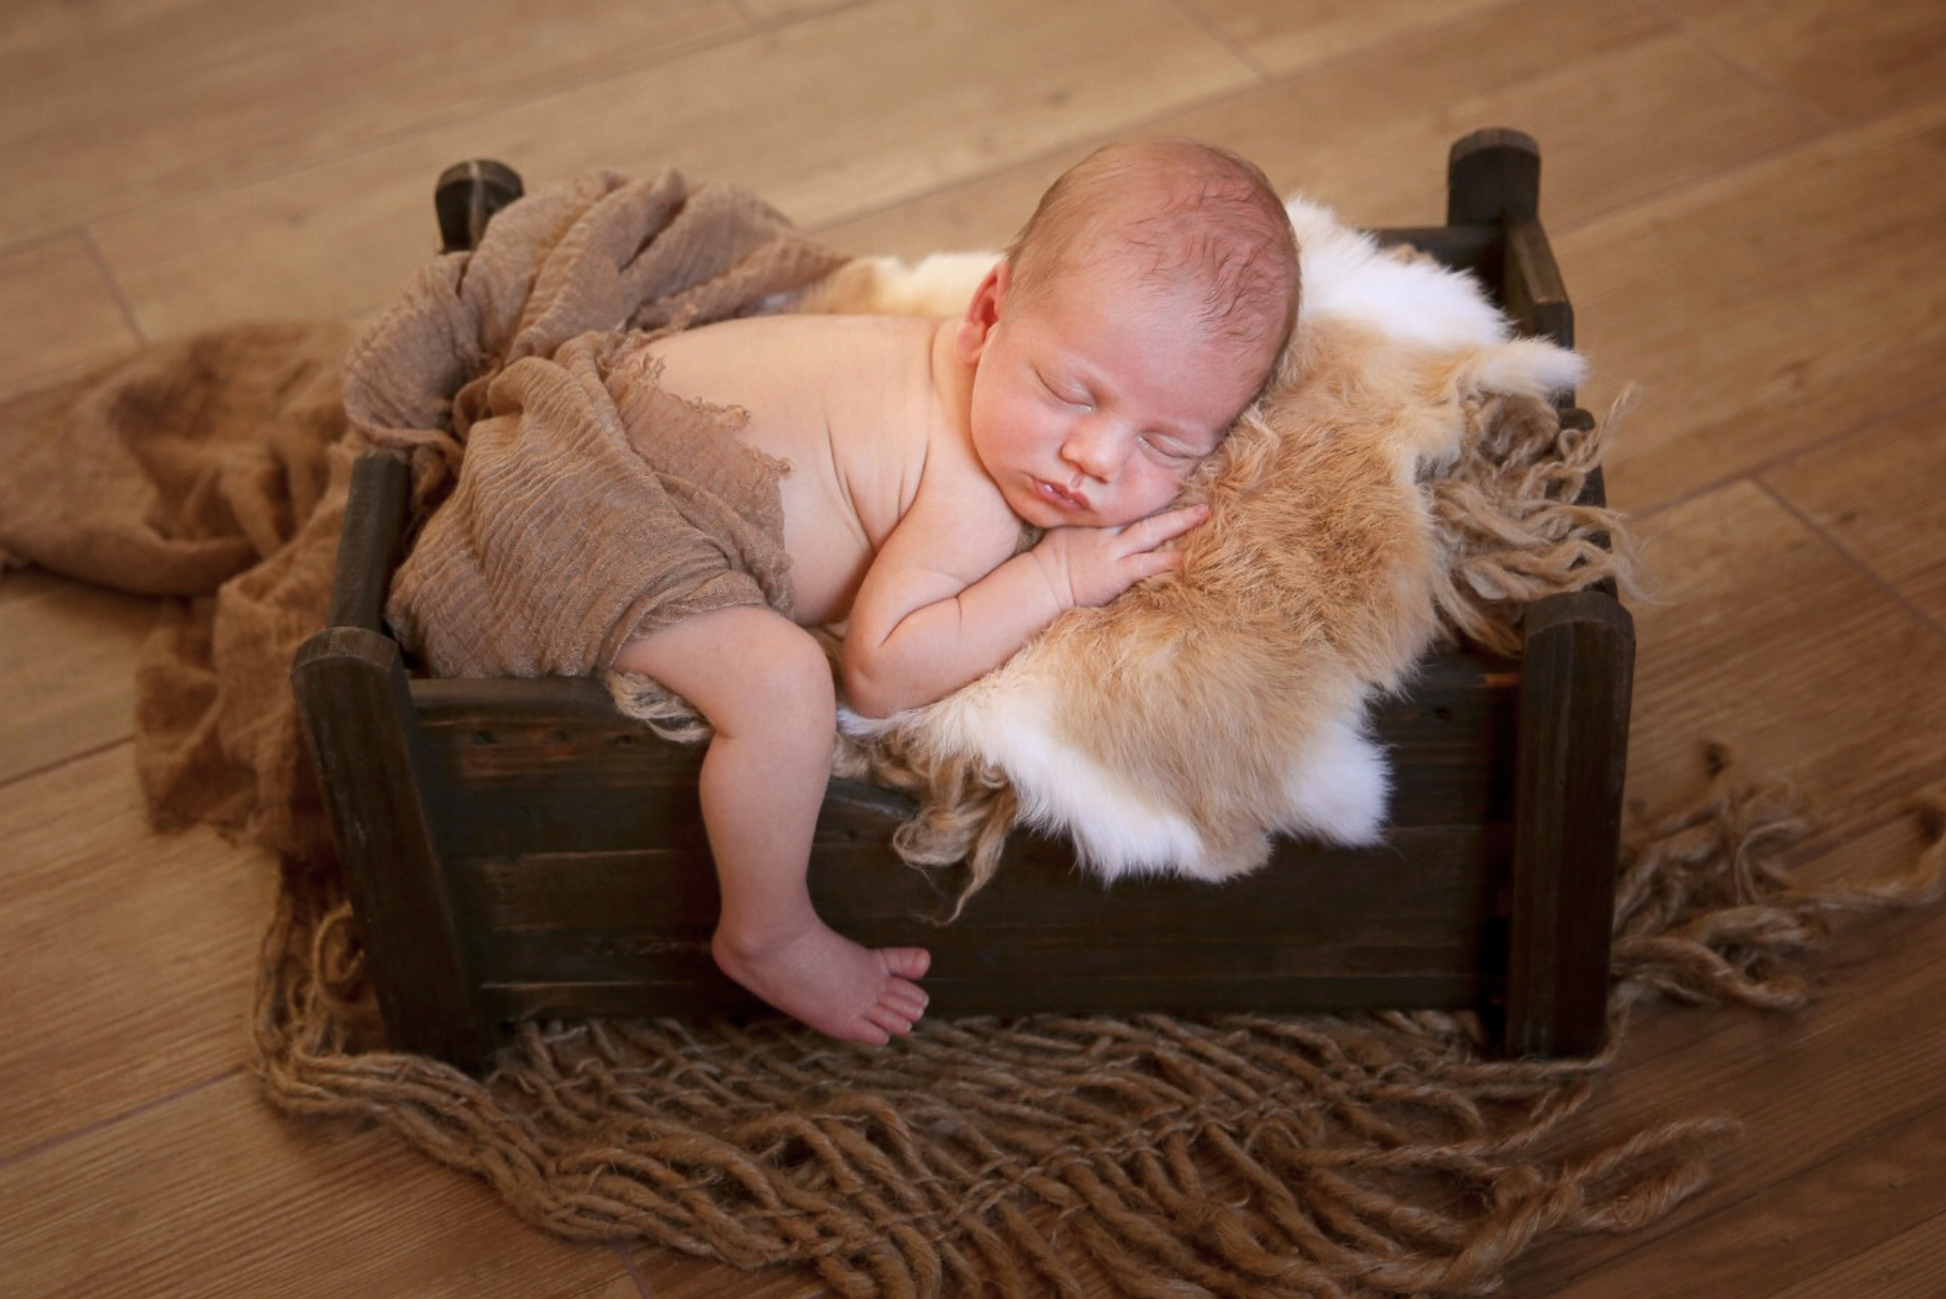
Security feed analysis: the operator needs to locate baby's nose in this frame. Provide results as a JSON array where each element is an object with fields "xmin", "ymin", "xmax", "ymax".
[{"xmin": 1061, "ymin": 419, "xmax": 1128, "ymax": 479}]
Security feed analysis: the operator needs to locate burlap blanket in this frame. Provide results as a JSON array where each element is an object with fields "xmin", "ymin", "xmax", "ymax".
[{"xmin": 7, "ymin": 168, "xmax": 1945, "ymax": 1298}]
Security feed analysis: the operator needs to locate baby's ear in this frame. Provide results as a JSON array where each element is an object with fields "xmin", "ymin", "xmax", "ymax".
[{"xmin": 956, "ymin": 260, "xmax": 1011, "ymax": 363}]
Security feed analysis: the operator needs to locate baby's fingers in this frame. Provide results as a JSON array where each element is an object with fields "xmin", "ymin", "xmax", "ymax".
[
  {"xmin": 1125, "ymin": 503, "xmax": 1211, "ymax": 551},
  {"xmin": 1121, "ymin": 546, "xmax": 1188, "ymax": 586}
]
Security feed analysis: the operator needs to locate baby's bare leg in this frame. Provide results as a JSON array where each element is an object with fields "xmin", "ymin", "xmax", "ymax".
[{"xmin": 613, "ymin": 606, "xmax": 929, "ymax": 1044}]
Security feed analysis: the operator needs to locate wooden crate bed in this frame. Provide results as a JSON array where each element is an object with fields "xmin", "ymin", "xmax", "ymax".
[{"xmin": 293, "ymin": 130, "xmax": 1632, "ymax": 1076}]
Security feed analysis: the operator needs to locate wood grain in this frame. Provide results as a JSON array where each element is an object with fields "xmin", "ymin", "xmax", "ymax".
[
  {"xmin": 1560, "ymin": 100, "xmax": 1946, "ymax": 515},
  {"xmin": 1676, "ymin": 0, "xmax": 1946, "ymax": 126},
  {"xmin": 0, "ymin": 748, "xmax": 274, "ymax": 1162},
  {"xmin": 1621, "ymin": 480, "xmax": 1946, "ymax": 841},
  {"xmin": 1531, "ymin": 1097, "xmax": 1946, "ymax": 1298},
  {"xmin": 0, "ymin": 0, "xmax": 748, "ymax": 247},
  {"xmin": 0, "ymin": 236, "xmax": 141, "ymax": 397},
  {"xmin": 89, "ymin": 0, "xmax": 1255, "ymax": 337},
  {"xmin": 1181, "ymin": 0, "xmax": 1517, "ymax": 75},
  {"xmin": 1508, "ymin": 881, "xmax": 1946, "ymax": 1294},
  {"xmin": 818, "ymin": 0, "xmax": 1813, "ymax": 252},
  {"xmin": 0, "ymin": 1074, "xmax": 630, "ymax": 1299},
  {"xmin": 1762, "ymin": 394, "xmax": 1946, "ymax": 632},
  {"xmin": 0, "ymin": 572, "xmax": 157, "ymax": 784}
]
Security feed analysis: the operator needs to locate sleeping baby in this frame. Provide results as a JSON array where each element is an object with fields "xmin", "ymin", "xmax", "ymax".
[{"xmin": 578, "ymin": 139, "xmax": 1297, "ymax": 1043}]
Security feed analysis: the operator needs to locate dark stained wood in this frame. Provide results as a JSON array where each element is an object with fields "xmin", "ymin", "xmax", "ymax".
[
  {"xmin": 434, "ymin": 159, "xmax": 524, "ymax": 255},
  {"xmin": 482, "ymin": 971, "xmax": 1492, "ymax": 1025},
  {"xmin": 1506, "ymin": 216, "xmax": 1574, "ymax": 351},
  {"xmin": 325, "ymin": 451, "xmax": 410, "ymax": 633},
  {"xmin": 1505, "ymin": 590, "xmax": 1635, "ymax": 1056},
  {"xmin": 289, "ymin": 137, "xmax": 1630, "ymax": 1072},
  {"xmin": 291, "ymin": 625, "xmax": 495, "ymax": 1072},
  {"xmin": 1447, "ymin": 127, "xmax": 1543, "ymax": 226}
]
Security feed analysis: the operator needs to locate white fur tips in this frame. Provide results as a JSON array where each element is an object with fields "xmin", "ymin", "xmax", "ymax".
[
  {"xmin": 1277, "ymin": 720, "xmax": 1390, "ymax": 847},
  {"xmin": 1468, "ymin": 337, "xmax": 1587, "ymax": 398}
]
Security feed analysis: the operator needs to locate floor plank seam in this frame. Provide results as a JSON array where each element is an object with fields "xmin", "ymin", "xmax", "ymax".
[
  {"xmin": 0, "ymin": 735, "xmax": 135, "ymax": 795},
  {"xmin": 33, "ymin": 18, "xmax": 775, "ymax": 261},
  {"xmin": 1521, "ymin": 1086, "xmax": 1946, "ymax": 1295},
  {"xmin": 1800, "ymin": 804, "xmax": 1946, "ymax": 874},
  {"xmin": 610, "ymin": 1241, "xmax": 655, "ymax": 1297},
  {"xmin": 1629, "ymin": 0, "xmax": 1840, "ymax": 134},
  {"xmin": 1163, "ymin": 0, "xmax": 1273, "ymax": 84},
  {"xmin": 80, "ymin": 224, "xmax": 149, "ymax": 347},
  {"xmin": 1752, "ymin": 476, "xmax": 1946, "ymax": 649},
  {"xmin": 1624, "ymin": 383, "xmax": 1946, "ymax": 528},
  {"xmin": 0, "ymin": 1067, "xmax": 242, "ymax": 1175},
  {"xmin": 803, "ymin": 0, "xmax": 1554, "ymax": 245},
  {"xmin": 739, "ymin": 0, "xmax": 880, "ymax": 35},
  {"xmin": 1549, "ymin": 128, "xmax": 1828, "ymax": 241}
]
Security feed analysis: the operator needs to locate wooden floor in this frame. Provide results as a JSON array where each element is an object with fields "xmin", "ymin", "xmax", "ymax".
[{"xmin": 4, "ymin": 0, "xmax": 1945, "ymax": 1294}]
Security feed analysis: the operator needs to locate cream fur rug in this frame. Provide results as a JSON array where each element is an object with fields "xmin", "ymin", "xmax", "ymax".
[{"xmin": 781, "ymin": 199, "xmax": 1609, "ymax": 892}]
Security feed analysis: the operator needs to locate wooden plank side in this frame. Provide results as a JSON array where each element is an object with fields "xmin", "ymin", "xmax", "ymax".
[
  {"xmin": 406, "ymin": 650, "xmax": 1517, "ymax": 874},
  {"xmin": 454, "ymin": 831, "xmax": 1507, "ymax": 936},
  {"xmin": 482, "ymin": 972, "xmax": 1488, "ymax": 1025}
]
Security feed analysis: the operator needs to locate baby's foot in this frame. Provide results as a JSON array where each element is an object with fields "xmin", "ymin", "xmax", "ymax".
[{"xmin": 713, "ymin": 921, "xmax": 931, "ymax": 1045}]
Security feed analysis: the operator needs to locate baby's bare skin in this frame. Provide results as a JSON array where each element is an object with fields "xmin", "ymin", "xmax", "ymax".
[
  {"xmin": 633, "ymin": 313, "xmax": 1019, "ymax": 628},
  {"xmin": 614, "ymin": 259, "xmax": 1261, "ymax": 1044}
]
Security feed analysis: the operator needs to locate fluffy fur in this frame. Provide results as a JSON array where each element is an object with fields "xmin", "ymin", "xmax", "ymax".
[{"xmin": 795, "ymin": 199, "xmax": 1585, "ymax": 883}]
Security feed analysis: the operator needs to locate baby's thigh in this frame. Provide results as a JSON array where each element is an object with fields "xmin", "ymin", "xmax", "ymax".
[{"xmin": 614, "ymin": 605, "xmax": 834, "ymax": 740}]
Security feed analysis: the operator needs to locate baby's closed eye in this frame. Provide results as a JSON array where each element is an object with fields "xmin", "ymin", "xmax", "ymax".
[
  {"xmin": 1138, "ymin": 432, "xmax": 1200, "ymax": 464},
  {"xmin": 1038, "ymin": 372, "xmax": 1093, "ymax": 410}
]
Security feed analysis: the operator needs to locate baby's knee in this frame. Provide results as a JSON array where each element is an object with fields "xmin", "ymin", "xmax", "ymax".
[{"xmin": 736, "ymin": 631, "xmax": 837, "ymax": 737}]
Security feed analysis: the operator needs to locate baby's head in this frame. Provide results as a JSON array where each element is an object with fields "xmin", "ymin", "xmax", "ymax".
[
  {"xmin": 1006, "ymin": 138, "xmax": 1300, "ymax": 383},
  {"xmin": 958, "ymin": 138, "xmax": 1299, "ymax": 529}
]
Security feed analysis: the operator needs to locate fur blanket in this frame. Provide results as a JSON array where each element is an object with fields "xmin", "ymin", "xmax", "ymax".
[{"xmin": 784, "ymin": 202, "xmax": 1624, "ymax": 889}]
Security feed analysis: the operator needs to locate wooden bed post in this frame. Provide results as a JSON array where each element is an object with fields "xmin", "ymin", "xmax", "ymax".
[
  {"xmin": 435, "ymin": 159, "xmax": 523, "ymax": 255},
  {"xmin": 1449, "ymin": 128, "xmax": 1575, "ymax": 353},
  {"xmin": 1506, "ymin": 592, "xmax": 1634, "ymax": 1056},
  {"xmin": 1451, "ymin": 127, "xmax": 1629, "ymax": 1055},
  {"xmin": 292, "ymin": 454, "xmax": 496, "ymax": 1071}
]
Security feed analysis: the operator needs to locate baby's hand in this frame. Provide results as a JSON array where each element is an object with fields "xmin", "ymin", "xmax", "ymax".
[{"xmin": 1030, "ymin": 503, "xmax": 1209, "ymax": 610}]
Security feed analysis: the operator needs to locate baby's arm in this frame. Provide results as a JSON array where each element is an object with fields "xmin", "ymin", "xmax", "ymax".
[{"xmin": 842, "ymin": 493, "xmax": 1207, "ymax": 718}]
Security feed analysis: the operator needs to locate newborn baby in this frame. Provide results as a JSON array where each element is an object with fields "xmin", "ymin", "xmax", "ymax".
[{"xmin": 606, "ymin": 138, "xmax": 1300, "ymax": 1043}]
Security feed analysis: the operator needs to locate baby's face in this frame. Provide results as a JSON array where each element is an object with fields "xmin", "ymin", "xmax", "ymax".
[{"xmin": 959, "ymin": 259, "xmax": 1267, "ymax": 531}]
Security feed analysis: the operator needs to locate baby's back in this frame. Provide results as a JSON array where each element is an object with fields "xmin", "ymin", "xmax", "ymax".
[{"xmin": 613, "ymin": 313, "xmax": 945, "ymax": 626}]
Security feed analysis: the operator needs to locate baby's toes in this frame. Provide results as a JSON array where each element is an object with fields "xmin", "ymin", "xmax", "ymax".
[
  {"xmin": 881, "ymin": 946, "xmax": 931, "ymax": 980},
  {"xmin": 883, "ymin": 980, "xmax": 929, "ymax": 1021},
  {"xmin": 864, "ymin": 1002, "xmax": 919, "ymax": 1038}
]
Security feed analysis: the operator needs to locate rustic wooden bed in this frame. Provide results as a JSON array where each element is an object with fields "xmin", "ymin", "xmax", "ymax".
[{"xmin": 292, "ymin": 130, "xmax": 1632, "ymax": 1076}]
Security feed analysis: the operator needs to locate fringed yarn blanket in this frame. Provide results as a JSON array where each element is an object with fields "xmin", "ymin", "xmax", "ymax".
[{"xmin": 255, "ymin": 755, "xmax": 1946, "ymax": 1299}]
